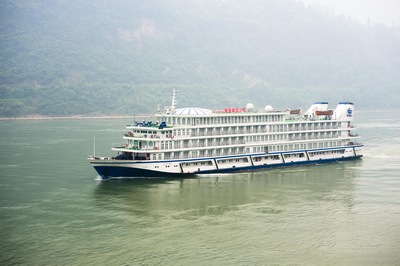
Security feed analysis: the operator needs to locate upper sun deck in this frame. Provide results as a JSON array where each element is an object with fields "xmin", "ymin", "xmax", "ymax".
[
  {"xmin": 126, "ymin": 100, "xmax": 355, "ymax": 132},
  {"xmin": 165, "ymin": 105, "xmax": 284, "ymax": 116},
  {"xmin": 163, "ymin": 106, "xmax": 286, "ymax": 117},
  {"xmin": 125, "ymin": 106, "xmax": 288, "ymax": 133},
  {"xmin": 134, "ymin": 90, "xmax": 356, "ymax": 130},
  {"xmin": 154, "ymin": 106, "xmax": 288, "ymax": 128},
  {"xmin": 128, "ymin": 110, "xmax": 318, "ymax": 133}
]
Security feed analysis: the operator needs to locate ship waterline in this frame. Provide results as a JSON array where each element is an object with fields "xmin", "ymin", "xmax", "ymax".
[{"xmin": 88, "ymin": 91, "xmax": 363, "ymax": 179}]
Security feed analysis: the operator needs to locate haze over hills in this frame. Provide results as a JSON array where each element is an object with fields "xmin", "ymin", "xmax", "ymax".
[{"xmin": 1, "ymin": 0, "xmax": 399, "ymax": 117}]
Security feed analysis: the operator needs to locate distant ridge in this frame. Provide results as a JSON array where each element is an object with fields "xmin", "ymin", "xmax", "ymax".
[{"xmin": 0, "ymin": 0, "xmax": 399, "ymax": 117}]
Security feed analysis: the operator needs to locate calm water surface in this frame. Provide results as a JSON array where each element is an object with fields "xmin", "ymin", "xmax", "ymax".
[{"xmin": 0, "ymin": 111, "xmax": 399, "ymax": 265}]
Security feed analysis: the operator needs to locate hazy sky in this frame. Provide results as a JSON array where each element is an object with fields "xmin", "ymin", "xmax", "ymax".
[{"xmin": 297, "ymin": 0, "xmax": 400, "ymax": 26}]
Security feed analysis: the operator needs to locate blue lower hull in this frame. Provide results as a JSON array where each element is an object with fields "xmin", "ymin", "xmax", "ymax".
[
  {"xmin": 92, "ymin": 155, "xmax": 362, "ymax": 180},
  {"xmin": 93, "ymin": 165, "xmax": 189, "ymax": 179}
]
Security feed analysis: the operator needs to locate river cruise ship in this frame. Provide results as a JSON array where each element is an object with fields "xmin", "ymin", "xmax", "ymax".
[{"xmin": 88, "ymin": 90, "xmax": 363, "ymax": 179}]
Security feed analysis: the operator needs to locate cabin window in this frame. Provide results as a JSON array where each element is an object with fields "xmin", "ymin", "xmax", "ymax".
[{"xmin": 310, "ymin": 143, "xmax": 315, "ymax": 148}]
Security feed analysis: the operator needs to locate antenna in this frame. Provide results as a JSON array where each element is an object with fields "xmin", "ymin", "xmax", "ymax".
[
  {"xmin": 171, "ymin": 88, "xmax": 178, "ymax": 113},
  {"xmin": 93, "ymin": 136, "xmax": 96, "ymax": 158}
]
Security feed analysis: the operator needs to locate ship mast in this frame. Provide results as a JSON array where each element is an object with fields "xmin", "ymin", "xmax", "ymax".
[{"xmin": 171, "ymin": 88, "xmax": 178, "ymax": 113}]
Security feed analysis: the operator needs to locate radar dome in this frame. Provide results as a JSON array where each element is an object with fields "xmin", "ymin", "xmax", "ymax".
[
  {"xmin": 265, "ymin": 105, "xmax": 274, "ymax": 112},
  {"xmin": 246, "ymin": 103, "xmax": 254, "ymax": 111}
]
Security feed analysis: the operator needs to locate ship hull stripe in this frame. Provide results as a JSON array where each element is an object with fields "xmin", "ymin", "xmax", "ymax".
[{"xmin": 93, "ymin": 155, "xmax": 362, "ymax": 179}]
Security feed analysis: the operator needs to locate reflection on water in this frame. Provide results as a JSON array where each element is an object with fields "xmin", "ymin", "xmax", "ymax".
[
  {"xmin": 93, "ymin": 162, "xmax": 359, "ymax": 221},
  {"xmin": 86, "ymin": 162, "xmax": 375, "ymax": 265}
]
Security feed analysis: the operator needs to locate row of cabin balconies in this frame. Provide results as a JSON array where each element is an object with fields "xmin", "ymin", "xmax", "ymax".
[
  {"xmin": 182, "ymin": 124, "xmax": 355, "ymax": 138},
  {"xmin": 126, "ymin": 134, "xmax": 354, "ymax": 151},
  {"xmin": 160, "ymin": 140, "xmax": 352, "ymax": 160},
  {"xmin": 125, "ymin": 121, "xmax": 355, "ymax": 140},
  {"xmin": 163, "ymin": 147, "xmax": 248, "ymax": 159},
  {"xmin": 176, "ymin": 128, "xmax": 354, "ymax": 139}
]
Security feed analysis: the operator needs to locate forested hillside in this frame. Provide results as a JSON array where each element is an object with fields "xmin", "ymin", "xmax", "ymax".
[{"xmin": 1, "ymin": 0, "xmax": 399, "ymax": 117}]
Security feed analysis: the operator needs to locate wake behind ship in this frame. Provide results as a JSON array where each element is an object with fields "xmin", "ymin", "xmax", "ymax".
[{"xmin": 88, "ymin": 90, "xmax": 363, "ymax": 179}]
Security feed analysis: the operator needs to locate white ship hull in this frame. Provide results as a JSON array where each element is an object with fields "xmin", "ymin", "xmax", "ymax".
[{"xmin": 89, "ymin": 145, "xmax": 363, "ymax": 179}]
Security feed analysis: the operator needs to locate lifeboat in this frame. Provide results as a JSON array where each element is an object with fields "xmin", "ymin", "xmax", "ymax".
[
  {"xmin": 315, "ymin": 110, "xmax": 333, "ymax": 116},
  {"xmin": 289, "ymin": 109, "xmax": 301, "ymax": 114}
]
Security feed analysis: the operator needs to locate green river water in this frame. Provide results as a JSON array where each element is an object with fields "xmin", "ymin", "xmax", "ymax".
[{"xmin": 1, "ymin": 111, "xmax": 399, "ymax": 265}]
